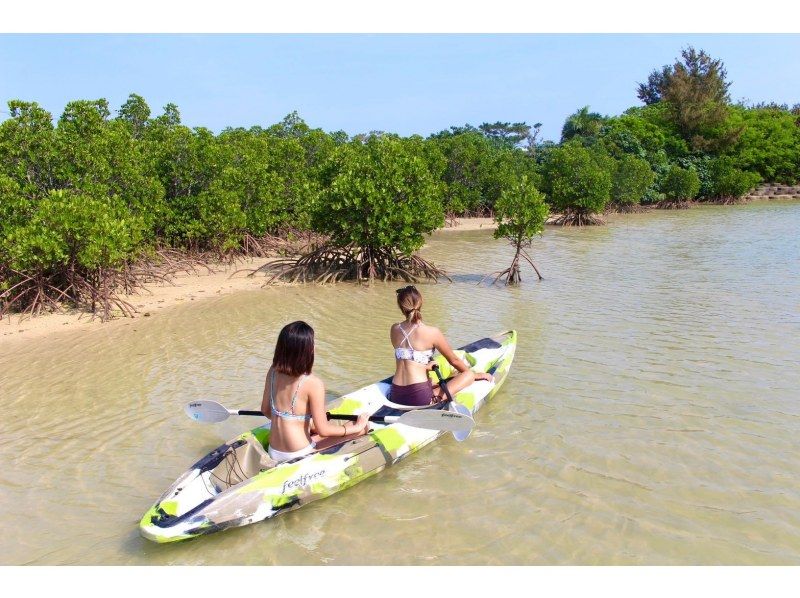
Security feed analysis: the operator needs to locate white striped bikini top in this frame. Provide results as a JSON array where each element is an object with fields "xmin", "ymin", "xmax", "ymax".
[
  {"xmin": 394, "ymin": 323, "xmax": 435, "ymax": 365},
  {"xmin": 270, "ymin": 370, "xmax": 311, "ymax": 422}
]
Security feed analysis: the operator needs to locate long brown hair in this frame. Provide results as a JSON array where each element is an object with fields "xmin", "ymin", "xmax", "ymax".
[
  {"xmin": 272, "ymin": 321, "xmax": 315, "ymax": 377},
  {"xmin": 396, "ymin": 285, "xmax": 423, "ymax": 324}
]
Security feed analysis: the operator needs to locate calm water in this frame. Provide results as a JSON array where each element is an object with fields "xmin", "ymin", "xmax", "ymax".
[{"xmin": 1, "ymin": 202, "xmax": 799, "ymax": 565}]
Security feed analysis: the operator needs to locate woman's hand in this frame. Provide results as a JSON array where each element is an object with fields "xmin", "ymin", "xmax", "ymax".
[
  {"xmin": 475, "ymin": 372, "xmax": 494, "ymax": 383},
  {"xmin": 355, "ymin": 413, "xmax": 370, "ymax": 433}
]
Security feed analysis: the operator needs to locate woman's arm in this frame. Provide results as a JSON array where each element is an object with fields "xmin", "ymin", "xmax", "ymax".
[
  {"xmin": 433, "ymin": 330, "xmax": 493, "ymax": 382},
  {"xmin": 433, "ymin": 330, "xmax": 470, "ymax": 373},
  {"xmin": 307, "ymin": 376, "xmax": 368, "ymax": 438},
  {"xmin": 260, "ymin": 367, "xmax": 273, "ymax": 418}
]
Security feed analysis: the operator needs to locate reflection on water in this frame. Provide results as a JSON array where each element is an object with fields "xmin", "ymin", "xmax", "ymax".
[{"xmin": 1, "ymin": 202, "xmax": 799, "ymax": 564}]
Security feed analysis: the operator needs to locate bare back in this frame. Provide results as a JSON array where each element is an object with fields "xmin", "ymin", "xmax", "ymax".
[
  {"xmin": 261, "ymin": 367, "xmax": 314, "ymax": 452},
  {"xmin": 390, "ymin": 322, "xmax": 443, "ymax": 386}
]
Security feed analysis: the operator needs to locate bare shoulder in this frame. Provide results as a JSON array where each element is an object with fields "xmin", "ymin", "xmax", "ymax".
[
  {"xmin": 304, "ymin": 373, "xmax": 324, "ymax": 391},
  {"xmin": 421, "ymin": 323, "xmax": 442, "ymax": 337}
]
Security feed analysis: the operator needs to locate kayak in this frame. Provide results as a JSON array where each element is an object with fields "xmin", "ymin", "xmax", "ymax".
[{"xmin": 139, "ymin": 330, "xmax": 517, "ymax": 543}]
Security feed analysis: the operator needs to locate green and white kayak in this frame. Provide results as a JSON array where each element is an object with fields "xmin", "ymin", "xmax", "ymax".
[{"xmin": 139, "ymin": 330, "xmax": 517, "ymax": 543}]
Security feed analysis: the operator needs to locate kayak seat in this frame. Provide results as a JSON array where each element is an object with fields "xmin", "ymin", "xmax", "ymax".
[
  {"xmin": 460, "ymin": 338, "xmax": 502, "ymax": 353},
  {"xmin": 207, "ymin": 435, "xmax": 278, "ymax": 491}
]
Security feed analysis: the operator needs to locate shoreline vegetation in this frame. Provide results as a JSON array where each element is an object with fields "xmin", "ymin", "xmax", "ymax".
[
  {"xmin": 2, "ymin": 46, "xmax": 799, "ymax": 321},
  {"xmin": 4, "ymin": 200, "xmax": 797, "ymax": 345},
  {"xmin": 1, "ymin": 218, "xmax": 495, "ymax": 342}
]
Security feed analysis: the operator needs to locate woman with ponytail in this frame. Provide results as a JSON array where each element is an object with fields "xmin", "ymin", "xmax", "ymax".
[{"xmin": 390, "ymin": 286, "xmax": 492, "ymax": 406}]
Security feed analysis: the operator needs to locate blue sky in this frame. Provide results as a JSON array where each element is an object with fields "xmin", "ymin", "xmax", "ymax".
[{"xmin": 1, "ymin": 34, "xmax": 799, "ymax": 142}]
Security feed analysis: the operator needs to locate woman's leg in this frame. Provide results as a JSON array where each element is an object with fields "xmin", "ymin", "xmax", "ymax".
[{"xmin": 432, "ymin": 369, "xmax": 475, "ymax": 402}]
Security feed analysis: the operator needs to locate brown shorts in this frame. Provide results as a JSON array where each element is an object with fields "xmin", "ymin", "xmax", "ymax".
[{"xmin": 390, "ymin": 379, "xmax": 435, "ymax": 407}]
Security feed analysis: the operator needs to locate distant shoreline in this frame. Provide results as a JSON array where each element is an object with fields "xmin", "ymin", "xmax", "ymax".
[
  {"xmin": 2, "ymin": 203, "xmax": 797, "ymax": 346},
  {"xmin": 438, "ymin": 217, "xmax": 497, "ymax": 232}
]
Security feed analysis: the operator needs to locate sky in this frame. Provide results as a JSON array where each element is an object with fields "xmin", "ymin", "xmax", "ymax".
[{"xmin": 1, "ymin": 34, "xmax": 799, "ymax": 142}]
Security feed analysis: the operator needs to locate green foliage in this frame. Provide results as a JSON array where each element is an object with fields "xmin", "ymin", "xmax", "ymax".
[
  {"xmin": 196, "ymin": 184, "xmax": 247, "ymax": 250},
  {"xmin": 637, "ymin": 64, "xmax": 673, "ymax": 105},
  {"xmin": 637, "ymin": 47, "xmax": 740, "ymax": 152},
  {"xmin": 625, "ymin": 103, "xmax": 691, "ymax": 159},
  {"xmin": 438, "ymin": 133, "xmax": 486, "ymax": 214},
  {"xmin": 429, "ymin": 132, "xmax": 499, "ymax": 215},
  {"xmin": 561, "ymin": 106, "xmax": 606, "ymax": 143},
  {"xmin": 478, "ymin": 121, "xmax": 533, "ymax": 149},
  {"xmin": 494, "ymin": 175, "xmax": 549, "ymax": 244},
  {"xmin": 266, "ymin": 111, "xmax": 312, "ymax": 139},
  {"xmin": 117, "ymin": 93, "xmax": 152, "ymax": 138},
  {"xmin": 660, "ymin": 165, "xmax": 701, "ymax": 201},
  {"xmin": 1, "ymin": 190, "xmax": 144, "ymax": 272},
  {"xmin": 599, "ymin": 112, "xmax": 671, "ymax": 168},
  {"xmin": 55, "ymin": 99, "xmax": 164, "ymax": 233},
  {"xmin": 0, "ymin": 174, "xmax": 29, "ymax": 232},
  {"xmin": 2, "ymin": 82, "xmax": 799, "ymax": 313},
  {"xmin": 315, "ymin": 136, "xmax": 444, "ymax": 255},
  {"xmin": 637, "ymin": 47, "xmax": 730, "ymax": 107},
  {"xmin": 727, "ymin": 105, "xmax": 800, "ymax": 184},
  {"xmin": 150, "ymin": 125, "xmax": 220, "ymax": 246},
  {"xmin": 542, "ymin": 143, "xmax": 612, "ymax": 215},
  {"xmin": 611, "ymin": 155, "xmax": 656, "ymax": 205},
  {"xmin": 0, "ymin": 101, "xmax": 58, "ymax": 198},
  {"xmin": 706, "ymin": 157, "xmax": 761, "ymax": 200}
]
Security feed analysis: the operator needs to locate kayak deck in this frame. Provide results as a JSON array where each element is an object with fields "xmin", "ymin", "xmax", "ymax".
[{"xmin": 139, "ymin": 330, "xmax": 517, "ymax": 543}]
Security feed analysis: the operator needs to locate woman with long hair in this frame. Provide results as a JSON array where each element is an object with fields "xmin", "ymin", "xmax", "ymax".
[
  {"xmin": 262, "ymin": 321, "xmax": 369, "ymax": 462},
  {"xmin": 390, "ymin": 286, "xmax": 492, "ymax": 406}
]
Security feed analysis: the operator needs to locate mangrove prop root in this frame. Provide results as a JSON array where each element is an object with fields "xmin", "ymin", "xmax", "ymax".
[
  {"xmin": 258, "ymin": 243, "xmax": 450, "ymax": 285},
  {"xmin": 655, "ymin": 200, "xmax": 693, "ymax": 210},
  {"xmin": 605, "ymin": 203, "xmax": 651, "ymax": 214},
  {"xmin": 444, "ymin": 213, "xmax": 461, "ymax": 228},
  {"xmin": 236, "ymin": 229, "xmax": 327, "ymax": 259},
  {"xmin": 481, "ymin": 246, "xmax": 542, "ymax": 286},
  {"xmin": 548, "ymin": 210, "xmax": 607, "ymax": 226},
  {"xmin": 1, "ymin": 238, "xmax": 304, "ymax": 322},
  {"xmin": 705, "ymin": 196, "xmax": 745, "ymax": 205}
]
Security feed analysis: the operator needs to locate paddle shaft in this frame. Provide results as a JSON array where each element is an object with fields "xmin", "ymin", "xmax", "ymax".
[
  {"xmin": 432, "ymin": 364, "xmax": 455, "ymax": 402},
  {"xmin": 230, "ymin": 409, "xmax": 428, "ymax": 425}
]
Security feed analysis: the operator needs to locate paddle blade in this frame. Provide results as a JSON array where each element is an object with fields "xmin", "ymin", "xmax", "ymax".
[
  {"xmin": 397, "ymin": 407, "xmax": 475, "ymax": 433},
  {"xmin": 185, "ymin": 400, "xmax": 232, "ymax": 424},
  {"xmin": 450, "ymin": 402, "xmax": 474, "ymax": 442}
]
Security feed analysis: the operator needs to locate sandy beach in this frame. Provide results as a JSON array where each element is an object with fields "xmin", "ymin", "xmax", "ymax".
[
  {"xmin": 440, "ymin": 217, "xmax": 496, "ymax": 231},
  {"xmin": 1, "ymin": 257, "xmax": 273, "ymax": 344}
]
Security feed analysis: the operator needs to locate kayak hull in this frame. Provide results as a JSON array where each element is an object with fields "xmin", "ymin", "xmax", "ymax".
[{"xmin": 139, "ymin": 330, "xmax": 517, "ymax": 543}]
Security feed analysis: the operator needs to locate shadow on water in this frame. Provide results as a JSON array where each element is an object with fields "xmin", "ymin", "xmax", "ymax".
[{"xmin": 447, "ymin": 272, "xmax": 494, "ymax": 284}]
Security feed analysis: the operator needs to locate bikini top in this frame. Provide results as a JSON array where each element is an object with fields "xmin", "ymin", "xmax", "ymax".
[
  {"xmin": 270, "ymin": 369, "xmax": 311, "ymax": 421},
  {"xmin": 394, "ymin": 323, "xmax": 435, "ymax": 365}
]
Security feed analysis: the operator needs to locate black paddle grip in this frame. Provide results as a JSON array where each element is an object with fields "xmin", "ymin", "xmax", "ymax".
[{"xmin": 238, "ymin": 409, "xmax": 382, "ymax": 423}]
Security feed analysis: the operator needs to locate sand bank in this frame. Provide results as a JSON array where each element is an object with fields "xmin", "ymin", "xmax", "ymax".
[
  {"xmin": 1, "ymin": 257, "xmax": 272, "ymax": 344},
  {"xmin": 2, "ymin": 219, "xmax": 499, "ymax": 344},
  {"xmin": 439, "ymin": 217, "xmax": 497, "ymax": 232}
]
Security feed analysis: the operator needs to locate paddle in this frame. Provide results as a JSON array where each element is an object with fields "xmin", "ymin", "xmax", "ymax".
[
  {"xmin": 431, "ymin": 364, "xmax": 474, "ymax": 442},
  {"xmin": 184, "ymin": 399, "xmax": 475, "ymax": 434}
]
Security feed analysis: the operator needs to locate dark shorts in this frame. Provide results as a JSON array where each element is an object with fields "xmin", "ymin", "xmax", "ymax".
[{"xmin": 390, "ymin": 379, "xmax": 435, "ymax": 407}]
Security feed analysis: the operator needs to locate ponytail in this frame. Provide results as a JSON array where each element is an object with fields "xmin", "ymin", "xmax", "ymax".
[{"xmin": 396, "ymin": 286, "xmax": 423, "ymax": 324}]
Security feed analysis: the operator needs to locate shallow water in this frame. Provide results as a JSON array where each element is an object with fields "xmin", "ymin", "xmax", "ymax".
[{"xmin": 1, "ymin": 201, "xmax": 799, "ymax": 565}]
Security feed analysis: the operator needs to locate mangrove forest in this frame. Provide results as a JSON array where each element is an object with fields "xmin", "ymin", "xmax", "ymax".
[{"xmin": 1, "ymin": 46, "xmax": 799, "ymax": 316}]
